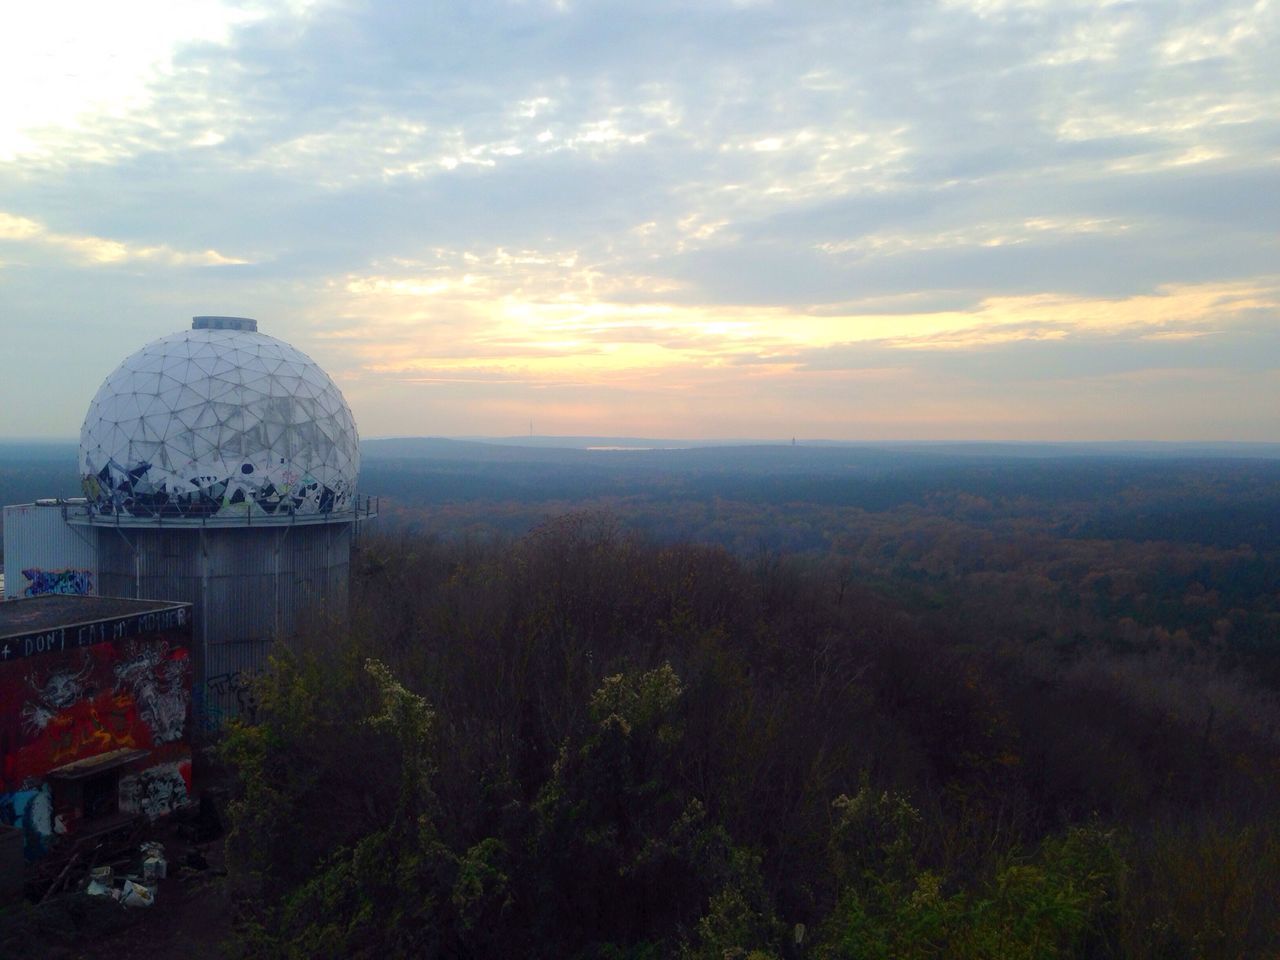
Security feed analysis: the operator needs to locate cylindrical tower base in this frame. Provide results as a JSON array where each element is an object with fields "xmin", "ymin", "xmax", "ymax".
[{"xmin": 95, "ymin": 522, "xmax": 352, "ymax": 726}]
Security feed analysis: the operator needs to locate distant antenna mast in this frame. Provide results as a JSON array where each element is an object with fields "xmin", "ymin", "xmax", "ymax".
[{"xmin": 529, "ymin": 419, "xmax": 533, "ymax": 437}]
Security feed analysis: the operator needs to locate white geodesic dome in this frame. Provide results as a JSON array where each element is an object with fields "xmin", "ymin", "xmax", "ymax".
[{"xmin": 79, "ymin": 318, "xmax": 360, "ymax": 520}]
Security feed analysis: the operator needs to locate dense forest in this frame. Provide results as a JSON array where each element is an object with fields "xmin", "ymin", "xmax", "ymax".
[
  {"xmin": 218, "ymin": 516, "xmax": 1280, "ymax": 958},
  {"xmin": 363, "ymin": 442, "xmax": 1280, "ymax": 691},
  {"xmin": 2, "ymin": 440, "xmax": 1278, "ymax": 956}
]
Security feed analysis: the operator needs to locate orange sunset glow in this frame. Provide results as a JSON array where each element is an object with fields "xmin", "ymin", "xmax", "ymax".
[{"xmin": 1, "ymin": 0, "xmax": 1276, "ymax": 441}]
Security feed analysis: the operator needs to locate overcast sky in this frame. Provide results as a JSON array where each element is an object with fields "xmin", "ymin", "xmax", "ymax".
[{"xmin": 1, "ymin": 0, "xmax": 1276, "ymax": 441}]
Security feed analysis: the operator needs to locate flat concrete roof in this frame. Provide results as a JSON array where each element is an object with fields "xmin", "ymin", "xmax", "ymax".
[{"xmin": 0, "ymin": 594, "xmax": 190, "ymax": 640}]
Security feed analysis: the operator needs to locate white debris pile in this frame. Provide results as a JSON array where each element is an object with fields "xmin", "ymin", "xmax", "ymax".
[{"xmin": 83, "ymin": 842, "xmax": 167, "ymax": 907}]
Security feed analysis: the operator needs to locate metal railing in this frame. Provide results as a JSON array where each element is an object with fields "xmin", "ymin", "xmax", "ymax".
[{"xmin": 64, "ymin": 493, "xmax": 379, "ymax": 528}]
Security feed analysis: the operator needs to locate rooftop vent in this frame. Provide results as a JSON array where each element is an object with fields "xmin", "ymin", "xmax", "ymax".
[{"xmin": 192, "ymin": 316, "xmax": 257, "ymax": 332}]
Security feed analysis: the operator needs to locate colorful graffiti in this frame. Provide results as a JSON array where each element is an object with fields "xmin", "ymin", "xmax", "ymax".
[
  {"xmin": 0, "ymin": 615, "xmax": 194, "ymax": 859},
  {"xmin": 83, "ymin": 457, "xmax": 355, "ymax": 520},
  {"xmin": 119, "ymin": 760, "xmax": 192, "ymax": 820},
  {"xmin": 0, "ymin": 783, "xmax": 60, "ymax": 860},
  {"xmin": 204, "ymin": 669, "xmax": 259, "ymax": 722},
  {"xmin": 114, "ymin": 642, "xmax": 190, "ymax": 744},
  {"xmin": 1, "ymin": 637, "xmax": 191, "ymax": 791},
  {"xmin": 21, "ymin": 568, "xmax": 94, "ymax": 597}
]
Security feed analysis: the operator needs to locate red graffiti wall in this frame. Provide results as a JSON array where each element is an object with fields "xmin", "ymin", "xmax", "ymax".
[{"xmin": 0, "ymin": 632, "xmax": 192, "ymax": 794}]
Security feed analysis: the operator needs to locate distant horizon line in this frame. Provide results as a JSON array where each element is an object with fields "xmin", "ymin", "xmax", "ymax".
[{"xmin": 4, "ymin": 435, "xmax": 1280, "ymax": 448}]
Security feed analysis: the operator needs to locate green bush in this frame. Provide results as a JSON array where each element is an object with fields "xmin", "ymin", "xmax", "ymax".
[{"xmin": 818, "ymin": 823, "xmax": 1123, "ymax": 960}]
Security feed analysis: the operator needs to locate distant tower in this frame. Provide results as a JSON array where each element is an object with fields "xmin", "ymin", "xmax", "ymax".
[{"xmin": 5, "ymin": 316, "xmax": 375, "ymax": 723}]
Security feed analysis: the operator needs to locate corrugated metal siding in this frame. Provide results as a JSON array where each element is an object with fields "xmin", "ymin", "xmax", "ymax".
[
  {"xmin": 94, "ymin": 521, "xmax": 352, "ymax": 725},
  {"xmin": 2, "ymin": 503, "xmax": 99, "ymax": 599}
]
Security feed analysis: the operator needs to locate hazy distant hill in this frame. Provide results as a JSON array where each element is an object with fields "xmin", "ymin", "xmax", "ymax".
[
  {"xmin": 6, "ymin": 435, "xmax": 1278, "ymax": 469},
  {"xmin": 366, "ymin": 436, "xmax": 1280, "ymax": 460},
  {"xmin": 5, "ymin": 438, "xmax": 1280, "ymax": 551},
  {"xmin": 356, "ymin": 437, "xmax": 1280, "ymax": 551},
  {"xmin": 0, "ymin": 441, "xmax": 79, "ymax": 515}
]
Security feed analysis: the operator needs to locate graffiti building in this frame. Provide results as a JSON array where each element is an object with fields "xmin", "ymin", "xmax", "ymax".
[
  {"xmin": 2, "ymin": 316, "xmax": 375, "ymax": 721},
  {"xmin": 0, "ymin": 595, "xmax": 194, "ymax": 859}
]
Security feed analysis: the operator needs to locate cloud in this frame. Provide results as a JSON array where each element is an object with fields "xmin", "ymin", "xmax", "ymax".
[
  {"xmin": 0, "ymin": 212, "xmax": 246, "ymax": 267},
  {"xmin": 0, "ymin": 0, "xmax": 1277, "ymax": 439}
]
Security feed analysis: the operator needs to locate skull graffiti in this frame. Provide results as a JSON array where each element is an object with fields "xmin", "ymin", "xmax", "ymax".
[{"xmin": 21, "ymin": 654, "xmax": 94, "ymax": 734}]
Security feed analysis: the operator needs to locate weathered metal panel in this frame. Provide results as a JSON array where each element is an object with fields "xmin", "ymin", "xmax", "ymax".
[
  {"xmin": 2, "ymin": 503, "xmax": 99, "ymax": 599},
  {"xmin": 92, "ymin": 521, "xmax": 352, "ymax": 724}
]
